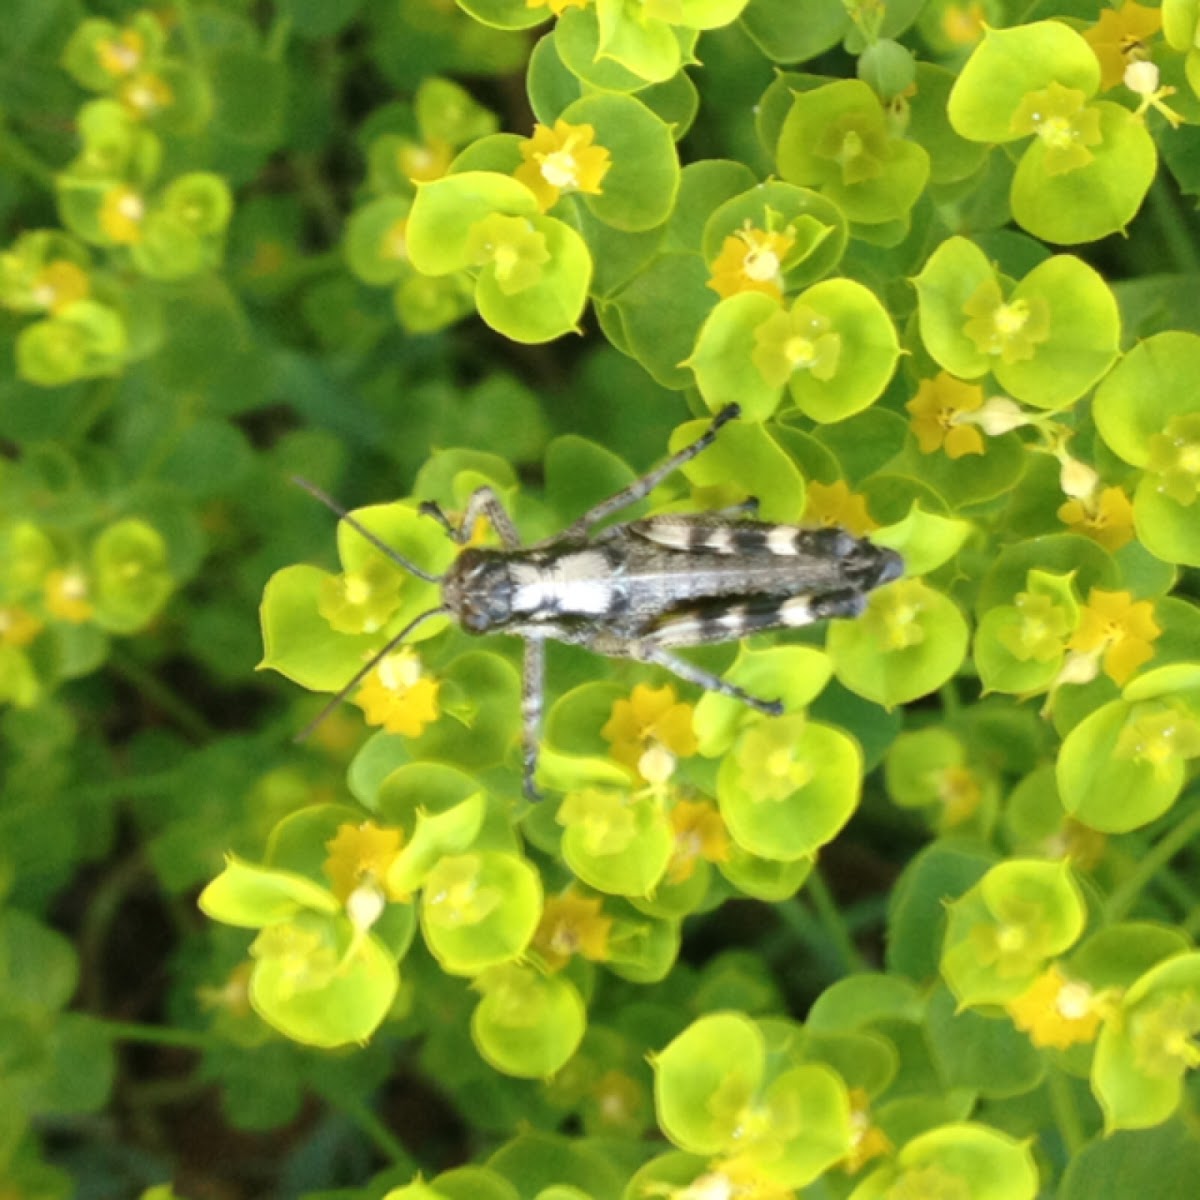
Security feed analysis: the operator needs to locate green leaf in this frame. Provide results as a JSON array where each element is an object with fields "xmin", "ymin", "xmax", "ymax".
[
  {"xmin": 718, "ymin": 717, "xmax": 861, "ymax": 860},
  {"xmin": 471, "ymin": 966, "xmax": 587, "ymax": 1078},
  {"xmin": 474, "ymin": 214, "xmax": 592, "ymax": 342},
  {"xmin": 947, "ymin": 22, "xmax": 1101, "ymax": 144},
  {"xmin": 828, "ymin": 580, "xmax": 970, "ymax": 708},
  {"xmin": 1012, "ymin": 103, "xmax": 1157, "ymax": 246},
  {"xmin": 407, "ymin": 171, "xmax": 539, "ymax": 275},
  {"xmin": 249, "ymin": 913, "xmax": 399, "ymax": 1047},
  {"xmin": 1094, "ymin": 332, "xmax": 1200, "ymax": 467},
  {"xmin": 420, "ymin": 851, "xmax": 542, "ymax": 974},
  {"xmin": 654, "ymin": 1012, "xmax": 765, "ymax": 1153},
  {"xmin": 561, "ymin": 92, "xmax": 680, "ymax": 232},
  {"xmin": 198, "ymin": 856, "xmax": 340, "ymax": 928}
]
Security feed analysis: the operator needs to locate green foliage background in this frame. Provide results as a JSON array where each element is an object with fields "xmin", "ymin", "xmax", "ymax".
[{"xmin": 3, "ymin": 0, "xmax": 1200, "ymax": 1197}]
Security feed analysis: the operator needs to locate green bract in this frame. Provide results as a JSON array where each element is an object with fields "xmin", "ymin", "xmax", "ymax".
[
  {"xmin": 689, "ymin": 279, "xmax": 899, "ymax": 422},
  {"xmin": 828, "ymin": 579, "xmax": 970, "ymax": 708},
  {"xmin": 849, "ymin": 1123, "xmax": 1038, "ymax": 1200},
  {"xmin": 1094, "ymin": 332, "xmax": 1200, "ymax": 567},
  {"xmin": 948, "ymin": 22, "xmax": 1156, "ymax": 244},
  {"xmin": 1093, "ymin": 951, "xmax": 1200, "ymax": 1131},
  {"xmin": 199, "ymin": 853, "xmax": 405, "ymax": 1048},
  {"xmin": 471, "ymin": 964, "xmax": 587, "ymax": 1078},
  {"xmin": 259, "ymin": 501, "xmax": 451, "ymax": 692},
  {"xmin": 941, "ymin": 859, "xmax": 1086, "ymax": 1007},
  {"xmin": 1056, "ymin": 665, "xmax": 1200, "ymax": 832},
  {"xmin": 717, "ymin": 714, "xmax": 861, "ymax": 860},
  {"xmin": 974, "ymin": 569, "xmax": 1080, "ymax": 695},
  {"xmin": 421, "ymin": 851, "xmax": 542, "ymax": 974},
  {"xmin": 90, "ymin": 517, "xmax": 173, "ymax": 633},
  {"xmin": 406, "ymin": 171, "xmax": 591, "ymax": 342},
  {"xmin": 776, "ymin": 79, "xmax": 931, "ymax": 228},
  {"xmin": 913, "ymin": 236, "xmax": 1120, "ymax": 408},
  {"xmin": 653, "ymin": 1012, "xmax": 853, "ymax": 1186},
  {"xmin": 557, "ymin": 788, "xmax": 674, "ymax": 896}
]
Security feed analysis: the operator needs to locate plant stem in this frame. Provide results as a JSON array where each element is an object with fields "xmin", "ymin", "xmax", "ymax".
[
  {"xmin": 0, "ymin": 123, "xmax": 57, "ymax": 188},
  {"xmin": 1148, "ymin": 175, "xmax": 1200, "ymax": 275},
  {"xmin": 1046, "ymin": 1065, "xmax": 1086, "ymax": 1156},
  {"xmin": 109, "ymin": 648, "xmax": 216, "ymax": 743},
  {"xmin": 1103, "ymin": 793, "xmax": 1200, "ymax": 924},
  {"xmin": 333, "ymin": 1095, "xmax": 418, "ymax": 1172},
  {"xmin": 96, "ymin": 1018, "xmax": 213, "ymax": 1050},
  {"xmin": 806, "ymin": 866, "xmax": 868, "ymax": 974}
]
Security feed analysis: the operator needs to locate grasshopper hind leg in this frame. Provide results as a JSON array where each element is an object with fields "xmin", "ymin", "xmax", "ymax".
[
  {"xmin": 636, "ymin": 645, "xmax": 784, "ymax": 716},
  {"xmin": 521, "ymin": 636, "xmax": 546, "ymax": 800}
]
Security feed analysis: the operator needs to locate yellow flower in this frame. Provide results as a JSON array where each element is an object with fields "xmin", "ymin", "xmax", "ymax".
[
  {"xmin": 353, "ymin": 648, "xmax": 440, "ymax": 736},
  {"xmin": 751, "ymin": 302, "xmax": 840, "ymax": 388},
  {"xmin": 465, "ymin": 213, "xmax": 550, "ymax": 295},
  {"xmin": 1057, "ymin": 485, "xmax": 1135, "ymax": 552},
  {"xmin": 119, "ymin": 71, "xmax": 175, "ymax": 118},
  {"xmin": 31, "ymin": 260, "xmax": 90, "ymax": 314},
  {"xmin": 842, "ymin": 1088, "xmax": 892, "ymax": 1174},
  {"xmin": 733, "ymin": 715, "xmax": 813, "ymax": 802},
  {"xmin": 396, "ymin": 137, "xmax": 453, "ymax": 183},
  {"xmin": 525, "ymin": 0, "xmax": 591, "ymax": 13},
  {"xmin": 935, "ymin": 764, "xmax": 983, "ymax": 827},
  {"xmin": 1007, "ymin": 964, "xmax": 1109, "ymax": 1049},
  {"xmin": 706, "ymin": 225, "xmax": 796, "ymax": 302},
  {"xmin": 802, "ymin": 479, "xmax": 878, "ymax": 535},
  {"xmin": 667, "ymin": 798, "xmax": 730, "ymax": 884},
  {"xmin": 1010, "ymin": 81, "xmax": 1103, "ymax": 176},
  {"xmin": 381, "ymin": 217, "xmax": 408, "ymax": 264},
  {"xmin": 1083, "ymin": 1, "xmax": 1162, "ymax": 90},
  {"xmin": 514, "ymin": 119, "xmax": 611, "ymax": 211},
  {"xmin": 940, "ymin": 1, "xmax": 987, "ymax": 47},
  {"xmin": 533, "ymin": 889, "xmax": 612, "ymax": 971},
  {"xmin": 962, "ymin": 277, "xmax": 1050, "ymax": 364},
  {"xmin": 906, "ymin": 373, "xmax": 985, "ymax": 458},
  {"xmin": 44, "ymin": 567, "xmax": 94, "ymax": 623},
  {"xmin": 601, "ymin": 682, "xmax": 698, "ymax": 783},
  {"xmin": 98, "ymin": 184, "xmax": 145, "ymax": 245},
  {"xmin": 97, "ymin": 29, "xmax": 146, "ymax": 78},
  {"xmin": 197, "ymin": 961, "xmax": 255, "ymax": 1020},
  {"xmin": 0, "ymin": 605, "xmax": 43, "ymax": 648},
  {"xmin": 1114, "ymin": 704, "xmax": 1200, "ymax": 780},
  {"xmin": 1068, "ymin": 588, "xmax": 1160, "ymax": 686},
  {"xmin": 324, "ymin": 820, "xmax": 407, "ymax": 903},
  {"xmin": 318, "ymin": 562, "xmax": 403, "ymax": 635}
]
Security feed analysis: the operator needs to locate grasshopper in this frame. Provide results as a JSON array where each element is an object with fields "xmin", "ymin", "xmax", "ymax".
[{"xmin": 297, "ymin": 404, "xmax": 903, "ymax": 798}]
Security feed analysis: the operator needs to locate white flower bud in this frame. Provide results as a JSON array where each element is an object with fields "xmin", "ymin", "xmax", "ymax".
[
  {"xmin": 638, "ymin": 741, "xmax": 677, "ymax": 786},
  {"xmin": 346, "ymin": 881, "xmax": 386, "ymax": 931},
  {"xmin": 1059, "ymin": 455, "xmax": 1099, "ymax": 500},
  {"xmin": 974, "ymin": 396, "xmax": 1029, "ymax": 436},
  {"xmin": 1124, "ymin": 59, "xmax": 1160, "ymax": 98},
  {"xmin": 1056, "ymin": 651, "xmax": 1100, "ymax": 687}
]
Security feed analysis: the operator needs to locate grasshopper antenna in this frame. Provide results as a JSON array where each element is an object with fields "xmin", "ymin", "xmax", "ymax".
[
  {"xmin": 293, "ymin": 605, "xmax": 450, "ymax": 742},
  {"xmin": 291, "ymin": 476, "xmax": 443, "ymax": 583}
]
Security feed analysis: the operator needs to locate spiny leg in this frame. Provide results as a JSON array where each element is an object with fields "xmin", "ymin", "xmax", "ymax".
[
  {"xmin": 521, "ymin": 636, "xmax": 546, "ymax": 800},
  {"xmin": 635, "ymin": 644, "xmax": 783, "ymax": 716},
  {"xmin": 553, "ymin": 404, "xmax": 741, "ymax": 542},
  {"xmin": 419, "ymin": 485, "xmax": 521, "ymax": 549}
]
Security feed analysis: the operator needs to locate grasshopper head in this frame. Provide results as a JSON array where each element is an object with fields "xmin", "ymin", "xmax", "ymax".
[{"xmin": 441, "ymin": 548, "xmax": 514, "ymax": 633}]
